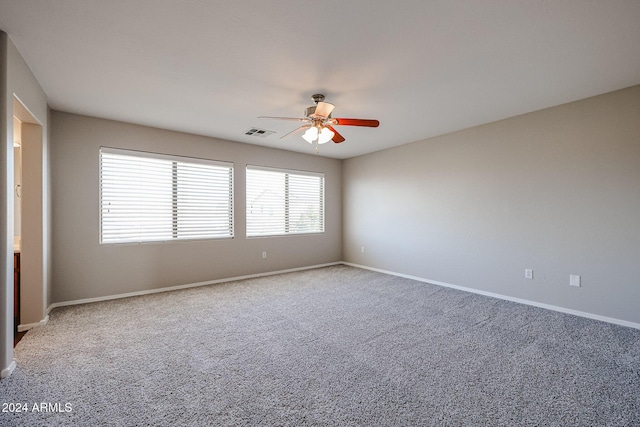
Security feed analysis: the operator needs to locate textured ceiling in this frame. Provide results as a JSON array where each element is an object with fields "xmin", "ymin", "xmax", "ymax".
[{"xmin": 1, "ymin": 0, "xmax": 640, "ymax": 158}]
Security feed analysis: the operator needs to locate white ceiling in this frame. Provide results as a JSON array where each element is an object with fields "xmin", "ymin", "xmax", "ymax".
[{"xmin": 1, "ymin": 1, "xmax": 640, "ymax": 159}]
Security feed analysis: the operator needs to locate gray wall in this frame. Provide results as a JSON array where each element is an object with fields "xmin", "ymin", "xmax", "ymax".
[
  {"xmin": 343, "ymin": 85, "xmax": 640, "ymax": 325},
  {"xmin": 1, "ymin": 32, "xmax": 50, "ymax": 376},
  {"xmin": 50, "ymin": 112, "xmax": 342, "ymax": 303}
]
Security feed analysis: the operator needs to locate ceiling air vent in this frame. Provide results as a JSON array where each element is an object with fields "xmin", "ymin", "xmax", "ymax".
[{"xmin": 245, "ymin": 127, "xmax": 275, "ymax": 137}]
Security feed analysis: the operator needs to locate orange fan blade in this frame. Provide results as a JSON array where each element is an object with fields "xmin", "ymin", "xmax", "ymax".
[
  {"xmin": 326, "ymin": 125, "xmax": 345, "ymax": 143},
  {"xmin": 280, "ymin": 124, "xmax": 311, "ymax": 139},
  {"xmin": 332, "ymin": 118, "xmax": 379, "ymax": 127}
]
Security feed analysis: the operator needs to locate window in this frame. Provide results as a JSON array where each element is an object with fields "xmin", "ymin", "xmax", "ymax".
[
  {"xmin": 246, "ymin": 166, "xmax": 324, "ymax": 237},
  {"xmin": 100, "ymin": 147, "xmax": 233, "ymax": 243}
]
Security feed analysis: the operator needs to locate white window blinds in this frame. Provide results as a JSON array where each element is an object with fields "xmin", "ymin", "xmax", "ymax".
[
  {"xmin": 246, "ymin": 166, "xmax": 324, "ymax": 237},
  {"xmin": 100, "ymin": 148, "xmax": 233, "ymax": 243}
]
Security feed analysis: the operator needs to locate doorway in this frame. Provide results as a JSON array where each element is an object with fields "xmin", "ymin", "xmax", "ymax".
[
  {"xmin": 13, "ymin": 97, "xmax": 47, "ymax": 333},
  {"xmin": 13, "ymin": 115, "xmax": 22, "ymax": 338}
]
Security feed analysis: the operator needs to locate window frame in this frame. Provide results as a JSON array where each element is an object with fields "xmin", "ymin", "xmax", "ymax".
[
  {"xmin": 99, "ymin": 147, "xmax": 234, "ymax": 244},
  {"xmin": 246, "ymin": 165, "xmax": 325, "ymax": 238}
]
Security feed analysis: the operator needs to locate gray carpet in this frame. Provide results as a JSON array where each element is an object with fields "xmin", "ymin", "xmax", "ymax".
[{"xmin": 1, "ymin": 265, "xmax": 639, "ymax": 426}]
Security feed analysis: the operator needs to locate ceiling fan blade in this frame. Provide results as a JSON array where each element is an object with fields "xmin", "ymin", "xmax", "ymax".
[
  {"xmin": 259, "ymin": 116, "xmax": 309, "ymax": 122},
  {"xmin": 326, "ymin": 125, "xmax": 345, "ymax": 143},
  {"xmin": 314, "ymin": 102, "xmax": 335, "ymax": 118},
  {"xmin": 331, "ymin": 118, "xmax": 380, "ymax": 127},
  {"xmin": 280, "ymin": 124, "xmax": 311, "ymax": 140}
]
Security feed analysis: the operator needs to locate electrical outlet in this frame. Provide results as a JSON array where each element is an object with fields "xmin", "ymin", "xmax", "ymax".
[
  {"xmin": 262, "ymin": 251, "xmax": 267, "ymax": 259},
  {"xmin": 361, "ymin": 246, "xmax": 365, "ymax": 253},
  {"xmin": 525, "ymin": 269, "xmax": 533, "ymax": 279},
  {"xmin": 569, "ymin": 274, "xmax": 581, "ymax": 287}
]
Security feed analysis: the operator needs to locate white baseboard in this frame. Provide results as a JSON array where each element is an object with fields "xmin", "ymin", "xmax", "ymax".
[
  {"xmin": 17, "ymin": 315, "xmax": 50, "ymax": 332},
  {"xmin": 1, "ymin": 360, "xmax": 16, "ymax": 379},
  {"xmin": 343, "ymin": 262, "xmax": 640, "ymax": 330},
  {"xmin": 47, "ymin": 262, "xmax": 342, "ymax": 313},
  {"xmin": 43, "ymin": 260, "xmax": 640, "ymax": 331}
]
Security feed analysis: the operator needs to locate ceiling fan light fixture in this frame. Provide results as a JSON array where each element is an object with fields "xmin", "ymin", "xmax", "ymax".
[
  {"xmin": 302, "ymin": 127, "xmax": 318, "ymax": 144},
  {"xmin": 319, "ymin": 127, "xmax": 334, "ymax": 144},
  {"xmin": 302, "ymin": 126, "xmax": 334, "ymax": 144}
]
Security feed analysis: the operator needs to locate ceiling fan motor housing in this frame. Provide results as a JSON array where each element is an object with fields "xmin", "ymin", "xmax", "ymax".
[
  {"xmin": 305, "ymin": 105, "xmax": 330, "ymax": 118},
  {"xmin": 306, "ymin": 94, "xmax": 330, "ymax": 119},
  {"xmin": 305, "ymin": 107, "xmax": 334, "ymax": 122}
]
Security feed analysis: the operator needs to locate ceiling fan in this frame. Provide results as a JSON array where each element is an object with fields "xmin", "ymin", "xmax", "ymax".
[{"xmin": 259, "ymin": 94, "xmax": 379, "ymax": 151}]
